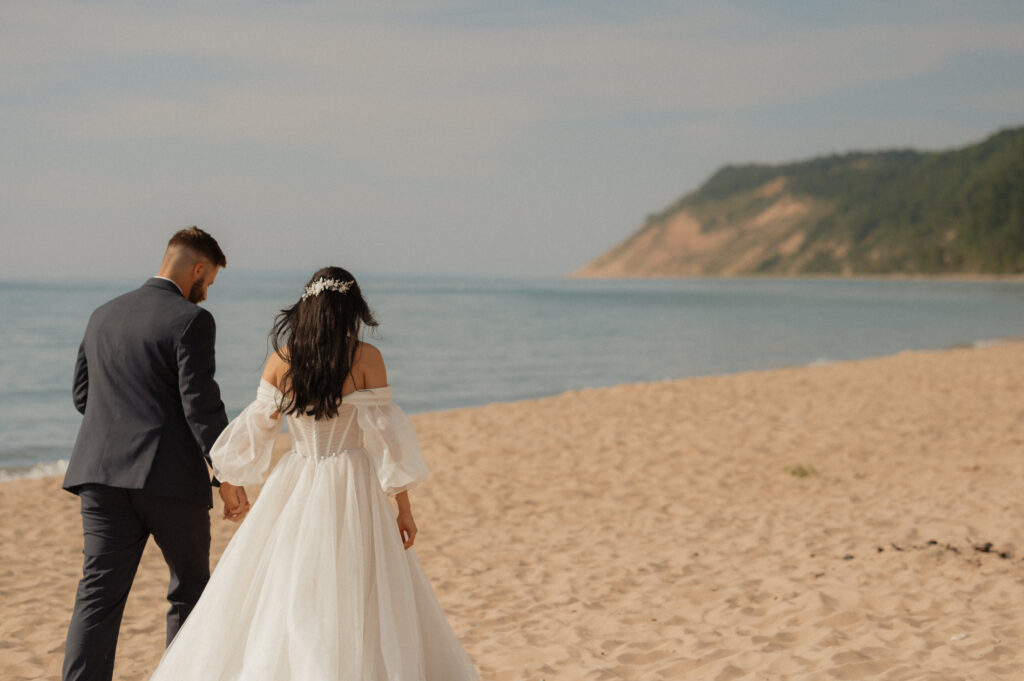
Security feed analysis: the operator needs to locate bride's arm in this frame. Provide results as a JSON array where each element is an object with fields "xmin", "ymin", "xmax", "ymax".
[
  {"xmin": 395, "ymin": 492, "xmax": 417, "ymax": 549},
  {"xmin": 220, "ymin": 353, "xmax": 288, "ymax": 520},
  {"xmin": 210, "ymin": 354, "xmax": 288, "ymax": 519},
  {"xmin": 357, "ymin": 343, "xmax": 418, "ymax": 549}
]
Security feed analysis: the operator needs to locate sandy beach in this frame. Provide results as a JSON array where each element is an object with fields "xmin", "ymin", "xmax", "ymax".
[{"xmin": 2, "ymin": 342, "xmax": 1022, "ymax": 680}]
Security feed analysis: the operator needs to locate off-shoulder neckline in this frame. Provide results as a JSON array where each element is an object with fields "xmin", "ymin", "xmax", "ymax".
[{"xmin": 257, "ymin": 378, "xmax": 392, "ymax": 399}]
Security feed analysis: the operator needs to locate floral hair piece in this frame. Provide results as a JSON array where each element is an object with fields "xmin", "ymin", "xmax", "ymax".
[{"xmin": 301, "ymin": 277, "xmax": 354, "ymax": 301}]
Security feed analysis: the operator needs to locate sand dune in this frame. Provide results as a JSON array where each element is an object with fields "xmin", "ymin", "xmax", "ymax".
[{"xmin": 2, "ymin": 343, "xmax": 1023, "ymax": 680}]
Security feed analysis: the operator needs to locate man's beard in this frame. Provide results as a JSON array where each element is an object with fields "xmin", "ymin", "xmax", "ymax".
[{"xmin": 188, "ymin": 279, "xmax": 205, "ymax": 303}]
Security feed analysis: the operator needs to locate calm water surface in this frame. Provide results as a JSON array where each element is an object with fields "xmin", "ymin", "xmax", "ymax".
[{"xmin": 2, "ymin": 274, "xmax": 1023, "ymax": 475}]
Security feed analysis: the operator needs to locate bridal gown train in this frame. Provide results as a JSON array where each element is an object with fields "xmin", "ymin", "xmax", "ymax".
[{"xmin": 148, "ymin": 380, "xmax": 479, "ymax": 681}]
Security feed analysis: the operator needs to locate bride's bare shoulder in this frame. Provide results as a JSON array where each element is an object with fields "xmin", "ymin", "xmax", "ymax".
[
  {"xmin": 353, "ymin": 341, "xmax": 382, "ymax": 362},
  {"xmin": 352, "ymin": 341, "xmax": 387, "ymax": 388},
  {"xmin": 261, "ymin": 348, "xmax": 290, "ymax": 388}
]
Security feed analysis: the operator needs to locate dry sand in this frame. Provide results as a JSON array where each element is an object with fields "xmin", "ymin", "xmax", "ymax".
[{"xmin": 2, "ymin": 342, "xmax": 1023, "ymax": 680}]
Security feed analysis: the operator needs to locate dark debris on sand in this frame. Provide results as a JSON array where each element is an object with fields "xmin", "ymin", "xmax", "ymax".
[{"xmin": 876, "ymin": 540, "xmax": 1014, "ymax": 561}]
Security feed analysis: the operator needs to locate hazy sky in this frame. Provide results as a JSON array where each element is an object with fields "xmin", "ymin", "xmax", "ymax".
[{"xmin": 2, "ymin": 1, "xmax": 1023, "ymax": 280}]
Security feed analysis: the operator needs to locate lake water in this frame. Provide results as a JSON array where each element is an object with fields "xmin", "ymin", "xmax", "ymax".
[{"xmin": 2, "ymin": 274, "xmax": 1023, "ymax": 479}]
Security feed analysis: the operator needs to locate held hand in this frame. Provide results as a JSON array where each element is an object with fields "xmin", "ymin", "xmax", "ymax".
[
  {"xmin": 219, "ymin": 482, "xmax": 251, "ymax": 522},
  {"xmin": 396, "ymin": 510, "xmax": 417, "ymax": 549}
]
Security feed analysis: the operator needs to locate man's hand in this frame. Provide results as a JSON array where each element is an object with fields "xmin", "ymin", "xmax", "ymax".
[{"xmin": 219, "ymin": 482, "xmax": 250, "ymax": 522}]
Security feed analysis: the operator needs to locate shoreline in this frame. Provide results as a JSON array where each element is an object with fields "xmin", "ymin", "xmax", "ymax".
[
  {"xmin": 3, "ymin": 333, "xmax": 1022, "ymax": 483},
  {"xmin": 4, "ymin": 335, "xmax": 1023, "ymax": 482}
]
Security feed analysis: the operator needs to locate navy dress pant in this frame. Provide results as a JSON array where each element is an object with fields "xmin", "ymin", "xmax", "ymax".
[{"xmin": 62, "ymin": 484, "xmax": 211, "ymax": 681}]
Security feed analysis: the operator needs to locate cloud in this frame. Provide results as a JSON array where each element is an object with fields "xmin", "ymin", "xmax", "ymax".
[
  {"xmin": 1, "ymin": 2, "xmax": 1023, "ymax": 277},
  {"xmin": 5, "ymin": 3, "xmax": 1023, "ymax": 150}
]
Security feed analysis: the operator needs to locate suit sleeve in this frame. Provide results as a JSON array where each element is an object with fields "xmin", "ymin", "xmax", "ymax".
[
  {"xmin": 177, "ymin": 309, "xmax": 230, "ymax": 471},
  {"xmin": 72, "ymin": 340, "xmax": 89, "ymax": 415}
]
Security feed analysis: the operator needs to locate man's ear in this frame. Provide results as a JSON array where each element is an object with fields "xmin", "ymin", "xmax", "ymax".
[{"xmin": 192, "ymin": 261, "xmax": 207, "ymax": 280}]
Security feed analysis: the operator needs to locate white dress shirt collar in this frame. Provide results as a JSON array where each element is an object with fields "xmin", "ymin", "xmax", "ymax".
[{"xmin": 153, "ymin": 275, "xmax": 184, "ymax": 296}]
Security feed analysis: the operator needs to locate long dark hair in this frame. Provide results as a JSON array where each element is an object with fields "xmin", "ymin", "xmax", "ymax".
[{"xmin": 270, "ymin": 266, "xmax": 378, "ymax": 419}]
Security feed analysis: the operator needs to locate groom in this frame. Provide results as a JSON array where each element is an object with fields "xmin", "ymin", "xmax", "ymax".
[{"xmin": 62, "ymin": 227, "xmax": 250, "ymax": 681}]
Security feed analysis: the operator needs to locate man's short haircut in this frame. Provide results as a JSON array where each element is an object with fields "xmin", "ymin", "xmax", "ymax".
[{"xmin": 168, "ymin": 226, "xmax": 227, "ymax": 268}]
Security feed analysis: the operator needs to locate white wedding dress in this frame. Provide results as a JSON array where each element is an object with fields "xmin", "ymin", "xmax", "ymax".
[{"xmin": 148, "ymin": 380, "xmax": 479, "ymax": 681}]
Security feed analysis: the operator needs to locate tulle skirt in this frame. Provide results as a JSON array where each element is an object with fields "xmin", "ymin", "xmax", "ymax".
[{"xmin": 148, "ymin": 448, "xmax": 479, "ymax": 681}]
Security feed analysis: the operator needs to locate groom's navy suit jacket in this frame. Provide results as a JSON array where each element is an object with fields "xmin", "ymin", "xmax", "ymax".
[{"xmin": 63, "ymin": 277, "xmax": 229, "ymax": 507}]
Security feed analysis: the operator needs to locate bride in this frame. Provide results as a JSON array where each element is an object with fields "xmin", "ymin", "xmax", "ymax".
[{"xmin": 148, "ymin": 267, "xmax": 479, "ymax": 680}]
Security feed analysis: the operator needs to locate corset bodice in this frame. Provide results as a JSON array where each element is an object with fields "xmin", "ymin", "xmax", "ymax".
[{"xmin": 286, "ymin": 405, "xmax": 364, "ymax": 458}]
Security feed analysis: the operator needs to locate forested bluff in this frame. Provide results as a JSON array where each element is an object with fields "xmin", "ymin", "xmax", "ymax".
[{"xmin": 574, "ymin": 125, "xmax": 1024, "ymax": 277}]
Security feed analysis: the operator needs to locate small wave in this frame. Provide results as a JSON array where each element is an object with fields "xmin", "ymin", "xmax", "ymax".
[
  {"xmin": 947, "ymin": 337, "xmax": 1020, "ymax": 350},
  {"xmin": 972, "ymin": 337, "xmax": 1012, "ymax": 349},
  {"xmin": 0, "ymin": 459, "xmax": 68, "ymax": 482},
  {"xmin": 806, "ymin": 358, "xmax": 833, "ymax": 367}
]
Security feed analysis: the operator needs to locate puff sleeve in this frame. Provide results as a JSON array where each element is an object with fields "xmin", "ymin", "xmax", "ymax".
[
  {"xmin": 209, "ymin": 380, "xmax": 283, "ymax": 486},
  {"xmin": 354, "ymin": 388, "xmax": 429, "ymax": 496}
]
